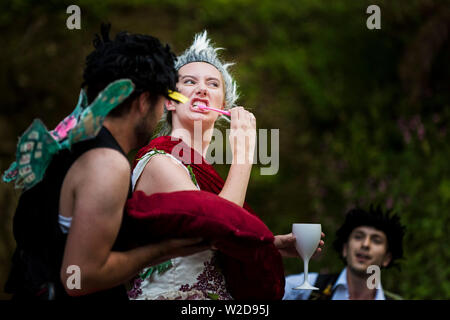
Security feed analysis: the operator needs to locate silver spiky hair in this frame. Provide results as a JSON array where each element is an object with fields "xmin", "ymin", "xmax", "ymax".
[
  {"xmin": 175, "ymin": 31, "xmax": 239, "ymax": 109},
  {"xmin": 157, "ymin": 31, "xmax": 238, "ymax": 136}
]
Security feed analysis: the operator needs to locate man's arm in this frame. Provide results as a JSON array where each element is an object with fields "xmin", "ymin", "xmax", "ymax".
[{"xmin": 60, "ymin": 148, "xmax": 207, "ymax": 296}]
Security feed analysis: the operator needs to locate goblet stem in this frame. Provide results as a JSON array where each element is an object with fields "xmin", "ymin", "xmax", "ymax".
[
  {"xmin": 303, "ymin": 257, "xmax": 310, "ymax": 285},
  {"xmin": 293, "ymin": 256, "xmax": 318, "ymax": 289}
]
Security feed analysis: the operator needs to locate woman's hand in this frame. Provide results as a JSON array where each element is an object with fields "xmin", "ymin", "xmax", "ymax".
[
  {"xmin": 219, "ymin": 107, "xmax": 256, "ymax": 207},
  {"xmin": 229, "ymin": 107, "xmax": 256, "ymax": 165},
  {"xmin": 274, "ymin": 232, "xmax": 325, "ymax": 258}
]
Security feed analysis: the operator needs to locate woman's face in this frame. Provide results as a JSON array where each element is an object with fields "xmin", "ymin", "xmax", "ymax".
[{"xmin": 168, "ymin": 62, "xmax": 225, "ymax": 131}]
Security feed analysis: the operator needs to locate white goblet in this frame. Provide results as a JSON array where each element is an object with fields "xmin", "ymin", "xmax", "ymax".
[{"xmin": 292, "ymin": 223, "xmax": 322, "ymax": 290}]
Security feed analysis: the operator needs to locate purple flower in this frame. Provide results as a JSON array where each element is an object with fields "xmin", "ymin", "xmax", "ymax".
[{"xmin": 417, "ymin": 124, "xmax": 425, "ymax": 141}]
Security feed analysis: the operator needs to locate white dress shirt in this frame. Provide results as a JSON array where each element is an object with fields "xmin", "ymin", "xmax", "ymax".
[{"xmin": 283, "ymin": 267, "xmax": 386, "ymax": 300}]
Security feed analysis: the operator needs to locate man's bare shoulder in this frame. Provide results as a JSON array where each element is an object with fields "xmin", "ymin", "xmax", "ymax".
[
  {"xmin": 77, "ymin": 148, "xmax": 129, "ymax": 170},
  {"xmin": 70, "ymin": 148, "xmax": 131, "ymax": 188},
  {"xmin": 66, "ymin": 148, "xmax": 131, "ymax": 219}
]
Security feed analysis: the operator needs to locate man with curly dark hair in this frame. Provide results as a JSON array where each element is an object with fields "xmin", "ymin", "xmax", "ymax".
[
  {"xmin": 4, "ymin": 24, "xmax": 208, "ymax": 300},
  {"xmin": 284, "ymin": 205, "xmax": 405, "ymax": 300}
]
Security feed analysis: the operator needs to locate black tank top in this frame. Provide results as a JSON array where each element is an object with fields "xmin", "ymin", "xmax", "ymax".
[{"xmin": 5, "ymin": 127, "xmax": 132, "ymax": 300}]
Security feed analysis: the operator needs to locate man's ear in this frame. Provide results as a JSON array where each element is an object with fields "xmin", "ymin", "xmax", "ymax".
[
  {"xmin": 137, "ymin": 92, "xmax": 150, "ymax": 115},
  {"xmin": 382, "ymin": 252, "xmax": 392, "ymax": 268}
]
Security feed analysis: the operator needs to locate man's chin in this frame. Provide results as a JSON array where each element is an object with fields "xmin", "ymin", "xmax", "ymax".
[
  {"xmin": 135, "ymin": 122, "xmax": 154, "ymax": 148},
  {"xmin": 348, "ymin": 264, "xmax": 371, "ymax": 278}
]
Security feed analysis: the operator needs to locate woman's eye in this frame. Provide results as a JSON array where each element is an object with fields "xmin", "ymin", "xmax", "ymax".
[
  {"xmin": 209, "ymin": 82, "xmax": 219, "ymax": 88},
  {"xmin": 184, "ymin": 79, "xmax": 195, "ymax": 85}
]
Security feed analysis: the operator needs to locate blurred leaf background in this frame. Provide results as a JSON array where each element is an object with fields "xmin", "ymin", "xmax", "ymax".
[{"xmin": 0, "ymin": 0, "xmax": 449, "ymax": 299}]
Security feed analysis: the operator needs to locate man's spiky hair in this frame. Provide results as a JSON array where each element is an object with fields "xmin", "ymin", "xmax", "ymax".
[
  {"xmin": 333, "ymin": 204, "xmax": 406, "ymax": 269},
  {"xmin": 82, "ymin": 23, "xmax": 178, "ymax": 117},
  {"xmin": 158, "ymin": 31, "xmax": 239, "ymax": 136}
]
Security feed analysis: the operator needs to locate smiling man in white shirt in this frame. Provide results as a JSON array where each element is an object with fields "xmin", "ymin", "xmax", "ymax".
[{"xmin": 284, "ymin": 205, "xmax": 405, "ymax": 300}]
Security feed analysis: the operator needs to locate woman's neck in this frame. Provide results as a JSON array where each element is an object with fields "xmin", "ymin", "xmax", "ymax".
[{"xmin": 170, "ymin": 121, "xmax": 214, "ymax": 158}]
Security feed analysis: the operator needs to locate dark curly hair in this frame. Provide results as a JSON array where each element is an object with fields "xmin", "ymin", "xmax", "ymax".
[
  {"xmin": 333, "ymin": 204, "xmax": 406, "ymax": 269},
  {"xmin": 82, "ymin": 23, "xmax": 178, "ymax": 117}
]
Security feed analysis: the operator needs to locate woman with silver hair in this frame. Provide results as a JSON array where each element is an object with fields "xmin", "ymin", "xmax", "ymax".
[
  {"xmin": 127, "ymin": 31, "xmax": 320, "ymax": 300},
  {"xmin": 155, "ymin": 30, "xmax": 257, "ymax": 207}
]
